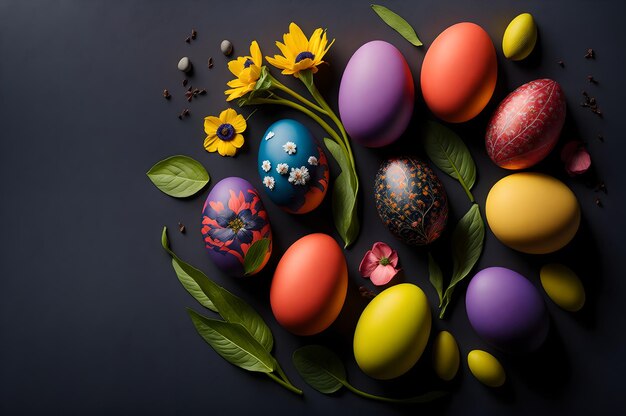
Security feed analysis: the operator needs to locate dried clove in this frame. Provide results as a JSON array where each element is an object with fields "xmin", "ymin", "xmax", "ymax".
[
  {"xmin": 585, "ymin": 48, "xmax": 595, "ymax": 59},
  {"xmin": 595, "ymin": 197, "xmax": 603, "ymax": 207},
  {"xmin": 178, "ymin": 222, "xmax": 186, "ymax": 233},
  {"xmin": 191, "ymin": 29, "xmax": 197, "ymax": 40},
  {"xmin": 178, "ymin": 108, "xmax": 190, "ymax": 119},
  {"xmin": 182, "ymin": 78, "xmax": 188, "ymax": 87},
  {"xmin": 594, "ymin": 182, "xmax": 608, "ymax": 194},
  {"xmin": 185, "ymin": 36, "xmax": 191, "ymax": 43},
  {"xmin": 587, "ymin": 75, "xmax": 598, "ymax": 84},
  {"xmin": 208, "ymin": 57, "xmax": 214, "ymax": 69},
  {"xmin": 163, "ymin": 89, "xmax": 171, "ymax": 99},
  {"xmin": 557, "ymin": 60, "xmax": 565, "ymax": 67},
  {"xmin": 581, "ymin": 91, "xmax": 602, "ymax": 117}
]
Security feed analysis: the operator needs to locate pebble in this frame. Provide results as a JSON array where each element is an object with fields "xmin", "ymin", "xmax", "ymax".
[
  {"xmin": 177, "ymin": 57, "xmax": 191, "ymax": 73},
  {"xmin": 221, "ymin": 40, "xmax": 233, "ymax": 56}
]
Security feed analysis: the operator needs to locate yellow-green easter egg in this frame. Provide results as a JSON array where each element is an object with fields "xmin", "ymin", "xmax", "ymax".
[
  {"xmin": 432, "ymin": 331, "xmax": 460, "ymax": 381},
  {"xmin": 467, "ymin": 350, "xmax": 506, "ymax": 387},
  {"xmin": 502, "ymin": 13, "xmax": 538, "ymax": 61},
  {"xmin": 353, "ymin": 283, "xmax": 431, "ymax": 380},
  {"xmin": 540, "ymin": 263, "xmax": 585, "ymax": 312},
  {"xmin": 486, "ymin": 173, "xmax": 580, "ymax": 254}
]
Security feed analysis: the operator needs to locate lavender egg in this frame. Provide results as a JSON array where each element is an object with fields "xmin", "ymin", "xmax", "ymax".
[
  {"xmin": 374, "ymin": 157, "xmax": 448, "ymax": 245},
  {"xmin": 201, "ymin": 177, "xmax": 272, "ymax": 277},
  {"xmin": 338, "ymin": 40, "xmax": 414, "ymax": 148},
  {"xmin": 466, "ymin": 267, "xmax": 549, "ymax": 353}
]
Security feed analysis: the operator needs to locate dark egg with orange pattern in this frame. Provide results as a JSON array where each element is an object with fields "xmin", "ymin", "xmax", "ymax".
[{"xmin": 374, "ymin": 157, "xmax": 448, "ymax": 246}]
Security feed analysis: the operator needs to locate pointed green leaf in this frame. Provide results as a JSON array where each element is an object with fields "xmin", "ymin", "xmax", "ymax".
[
  {"xmin": 324, "ymin": 138, "xmax": 360, "ymax": 248},
  {"xmin": 292, "ymin": 345, "xmax": 347, "ymax": 394},
  {"xmin": 188, "ymin": 309, "xmax": 275, "ymax": 373},
  {"xmin": 162, "ymin": 227, "xmax": 274, "ymax": 351},
  {"xmin": 243, "ymin": 238, "xmax": 271, "ymax": 276},
  {"xmin": 428, "ymin": 252, "xmax": 444, "ymax": 306},
  {"xmin": 371, "ymin": 4, "xmax": 423, "ymax": 46},
  {"xmin": 440, "ymin": 204, "xmax": 485, "ymax": 318},
  {"xmin": 423, "ymin": 121, "xmax": 476, "ymax": 202},
  {"xmin": 147, "ymin": 155, "xmax": 209, "ymax": 198},
  {"xmin": 172, "ymin": 258, "xmax": 217, "ymax": 312}
]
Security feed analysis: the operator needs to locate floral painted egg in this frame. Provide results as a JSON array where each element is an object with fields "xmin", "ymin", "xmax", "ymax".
[
  {"xmin": 258, "ymin": 119, "xmax": 329, "ymax": 214},
  {"xmin": 486, "ymin": 79, "xmax": 566, "ymax": 170},
  {"xmin": 201, "ymin": 177, "xmax": 272, "ymax": 277},
  {"xmin": 374, "ymin": 157, "xmax": 448, "ymax": 245}
]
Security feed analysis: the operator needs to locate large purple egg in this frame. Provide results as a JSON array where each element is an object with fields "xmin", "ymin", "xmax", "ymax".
[
  {"xmin": 466, "ymin": 267, "xmax": 549, "ymax": 353},
  {"xmin": 201, "ymin": 177, "xmax": 272, "ymax": 277},
  {"xmin": 338, "ymin": 40, "xmax": 414, "ymax": 148}
]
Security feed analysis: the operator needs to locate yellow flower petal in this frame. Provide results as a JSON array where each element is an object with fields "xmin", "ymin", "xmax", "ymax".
[
  {"xmin": 217, "ymin": 140, "xmax": 237, "ymax": 157},
  {"xmin": 220, "ymin": 108, "xmax": 238, "ymax": 124},
  {"xmin": 231, "ymin": 114, "xmax": 247, "ymax": 133},
  {"xmin": 250, "ymin": 41, "xmax": 262, "ymax": 67},
  {"xmin": 227, "ymin": 78, "xmax": 246, "ymax": 88},
  {"xmin": 231, "ymin": 133, "xmax": 245, "ymax": 148},
  {"xmin": 204, "ymin": 135, "xmax": 220, "ymax": 152},
  {"xmin": 309, "ymin": 28, "xmax": 323, "ymax": 56},
  {"xmin": 204, "ymin": 116, "xmax": 221, "ymax": 134},
  {"xmin": 228, "ymin": 58, "xmax": 245, "ymax": 77},
  {"xmin": 289, "ymin": 22, "xmax": 309, "ymax": 53}
]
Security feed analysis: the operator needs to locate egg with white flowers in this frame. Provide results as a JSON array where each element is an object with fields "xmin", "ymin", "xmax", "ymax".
[{"xmin": 258, "ymin": 119, "xmax": 329, "ymax": 214}]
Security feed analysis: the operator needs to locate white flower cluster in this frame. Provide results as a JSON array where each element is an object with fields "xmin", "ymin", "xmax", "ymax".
[
  {"xmin": 263, "ymin": 176, "xmax": 275, "ymax": 190},
  {"xmin": 282, "ymin": 141, "xmax": 297, "ymax": 155},
  {"xmin": 288, "ymin": 166, "xmax": 310, "ymax": 186},
  {"xmin": 307, "ymin": 156, "xmax": 318, "ymax": 166},
  {"xmin": 261, "ymin": 160, "xmax": 271, "ymax": 172},
  {"xmin": 276, "ymin": 163, "xmax": 289, "ymax": 175}
]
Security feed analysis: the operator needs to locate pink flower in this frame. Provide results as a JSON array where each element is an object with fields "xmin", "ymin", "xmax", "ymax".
[
  {"xmin": 359, "ymin": 242, "xmax": 399, "ymax": 286},
  {"xmin": 561, "ymin": 141, "xmax": 591, "ymax": 176}
]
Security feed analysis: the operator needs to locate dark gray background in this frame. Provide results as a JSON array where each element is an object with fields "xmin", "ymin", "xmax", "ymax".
[{"xmin": 1, "ymin": 0, "xmax": 625, "ymax": 414}]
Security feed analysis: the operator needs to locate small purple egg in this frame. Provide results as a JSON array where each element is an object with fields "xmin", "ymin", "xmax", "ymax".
[
  {"xmin": 338, "ymin": 40, "xmax": 414, "ymax": 148},
  {"xmin": 465, "ymin": 267, "xmax": 549, "ymax": 353}
]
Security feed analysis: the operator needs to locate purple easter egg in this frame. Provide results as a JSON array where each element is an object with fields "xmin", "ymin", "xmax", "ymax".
[
  {"xmin": 338, "ymin": 40, "xmax": 414, "ymax": 148},
  {"xmin": 201, "ymin": 177, "xmax": 272, "ymax": 277},
  {"xmin": 466, "ymin": 267, "xmax": 549, "ymax": 353}
]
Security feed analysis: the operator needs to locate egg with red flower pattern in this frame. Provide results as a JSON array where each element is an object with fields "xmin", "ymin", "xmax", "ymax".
[{"xmin": 201, "ymin": 177, "xmax": 272, "ymax": 277}]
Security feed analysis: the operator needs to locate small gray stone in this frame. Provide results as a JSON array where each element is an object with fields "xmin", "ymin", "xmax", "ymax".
[
  {"xmin": 220, "ymin": 40, "xmax": 233, "ymax": 56},
  {"xmin": 177, "ymin": 57, "xmax": 191, "ymax": 72}
]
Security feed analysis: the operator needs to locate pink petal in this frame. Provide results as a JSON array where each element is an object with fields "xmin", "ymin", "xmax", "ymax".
[
  {"xmin": 561, "ymin": 141, "xmax": 591, "ymax": 176},
  {"xmin": 359, "ymin": 250, "xmax": 379, "ymax": 278},
  {"xmin": 388, "ymin": 250, "xmax": 399, "ymax": 268},
  {"xmin": 370, "ymin": 265, "xmax": 399, "ymax": 286},
  {"xmin": 371, "ymin": 242, "xmax": 393, "ymax": 259}
]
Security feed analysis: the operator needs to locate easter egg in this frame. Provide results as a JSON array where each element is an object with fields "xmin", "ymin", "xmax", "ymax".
[
  {"xmin": 540, "ymin": 263, "xmax": 585, "ymax": 312},
  {"xmin": 270, "ymin": 233, "xmax": 347, "ymax": 336},
  {"xmin": 502, "ymin": 13, "xmax": 538, "ymax": 61},
  {"xmin": 258, "ymin": 119, "xmax": 329, "ymax": 214},
  {"xmin": 466, "ymin": 267, "xmax": 549, "ymax": 353},
  {"xmin": 353, "ymin": 283, "xmax": 431, "ymax": 380},
  {"xmin": 201, "ymin": 177, "xmax": 272, "ymax": 277},
  {"xmin": 486, "ymin": 172, "xmax": 580, "ymax": 254},
  {"xmin": 374, "ymin": 157, "xmax": 448, "ymax": 246},
  {"xmin": 421, "ymin": 22, "xmax": 497, "ymax": 123},
  {"xmin": 467, "ymin": 350, "xmax": 506, "ymax": 387},
  {"xmin": 338, "ymin": 40, "xmax": 414, "ymax": 147},
  {"xmin": 432, "ymin": 331, "xmax": 460, "ymax": 381},
  {"xmin": 486, "ymin": 79, "xmax": 566, "ymax": 169}
]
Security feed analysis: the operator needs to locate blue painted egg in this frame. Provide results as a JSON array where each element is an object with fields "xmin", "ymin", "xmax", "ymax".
[
  {"xmin": 258, "ymin": 119, "xmax": 329, "ymax": 214},
  {"xmin": 201, "ymin": 177, "xmax": 272, "ymax": 277},
  {"xmin": 374, "ymin": 157, "xmax": 448, "ymax": 245}
]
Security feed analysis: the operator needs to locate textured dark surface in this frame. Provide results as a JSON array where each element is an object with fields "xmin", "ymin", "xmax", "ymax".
[{"xmin": 1, "ymin": 0, "xmax": 625, "ymax": 414}]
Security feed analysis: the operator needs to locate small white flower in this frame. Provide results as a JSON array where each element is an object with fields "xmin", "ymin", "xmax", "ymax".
[
  {"xmin": 307, "ymin": 156, "xmax": 318, "ymax": 166},
  {"xmin": 288, "ymin": 166, "xmax": 310, "ymax": 186},
  {"xmin": 276, "ymin": 163, "xmax": 289, "ymax": 175},
  {"xmin": 282, "ymin": 141, "xmax": 297, "ymax": 155},
  {"xmin": 265, "ymin": 131, "xmax": 275, "ymax": 141},
  {"xmin": 261, "ymin": 160, "xmax": 271, "ymax": 172},
  {"xmin": 263, "ymin": 176, "xmax": 275, "ymax": 190}
]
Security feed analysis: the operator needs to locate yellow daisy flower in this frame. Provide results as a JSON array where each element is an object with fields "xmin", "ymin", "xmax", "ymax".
[
  {"xmin": 203, "ymin": 109, "xmax": 247, "ymax": 157},
  {"xmin": 266, "ymin": 22, "xmax": 335, "ymax": 78},
  {"xmin": 225, "ymin": 41, "xmax": 263, "ymax": 101}
]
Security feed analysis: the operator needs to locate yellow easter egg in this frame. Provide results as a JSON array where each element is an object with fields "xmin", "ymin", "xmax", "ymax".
[
  {"xmin": 432, "ymin": 331, "xmax": 460, "ymax": 381},
  {"xmin": 467, "ymin": 350, "xmax": 506, "ymax": 387},
  {"xmin": 502, "ymin": 13, "xmax": 538, "ymax": 61},
  {"xmin": 540, "ymin": 263, "xmax": 585, "ymax": 312},
  {"xmin": 486, "ymin": 173, "xmax": 580, "ymax": 254}
]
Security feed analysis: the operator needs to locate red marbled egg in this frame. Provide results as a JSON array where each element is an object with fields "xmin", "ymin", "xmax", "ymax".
[{"xmin": 485, "ymin": 79, "xmax": 566, "ymax": 170}]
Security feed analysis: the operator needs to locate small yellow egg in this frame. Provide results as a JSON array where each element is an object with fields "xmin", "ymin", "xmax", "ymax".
[
  {"xmin": 540, "ymin": 264, "xmax": 585, "ymax": 312},
  {"xmin": 502, "ymin": 13, "xmax": 538, "ymax": 61},
  {"xmin": 432, "ymin": 331, "xmax": 460, "ymax": 381},
  {"xmin": 467, "ymin": 350, "xmax": 506, "ymax": 387}
]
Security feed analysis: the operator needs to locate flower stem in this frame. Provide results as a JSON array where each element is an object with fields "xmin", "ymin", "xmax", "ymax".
[
  {"xmin": 271, "ymin": 76, "xmax": 327, "ymax": 115},
  {"xmin": 267, "ymin": 372, "xmax": 303, "ymax": 395}
]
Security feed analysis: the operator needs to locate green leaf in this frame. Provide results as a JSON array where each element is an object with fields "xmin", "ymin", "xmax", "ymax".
[
  {"xmin": 243, "ymin": 238, "xmax": 271, "ymax": 276},
  {"xmin": 188, "ymin": 309, "xmax": 275, "ymax": 373},
  {"xmin": 162, "ymin": 227, "xmax": 274, "ymax": 351},
  {"xmin": 428, "ymin": 252, "xmax": 444, "ymax": 306},
  {"xmin": 440, "ymin": 204, "xmax": 485, "ymax": 318},
  {"xmin": 324, "ymin": 138, "xmax": 360, "ymax": 248},
  {"xmin": 147, "ymin": 155, "xmax": 209, "ymax": 198},
  {"xmin": 371, "ymin": 4, "xmax": 423, "ymax": 47},
  {"xmin": 172, "ymin": 258, "xmax": 217, "ymax": 312},
  {"xmin": 423, "ymin": 121, "xmax": 476, "ymax": 202},
  {"xmin": 292, "ymin": 345, "xmax": 347, "ymax": 394}
]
